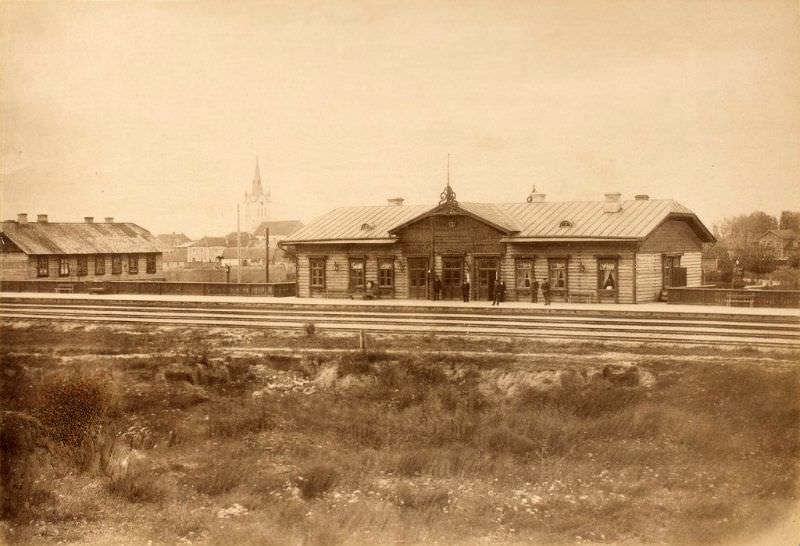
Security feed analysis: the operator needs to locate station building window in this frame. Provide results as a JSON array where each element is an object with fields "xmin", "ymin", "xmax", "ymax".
[
  {"xmin": 128, "ymin": 254, "xmax": 139, "ymax": 274},
  {"xmin": 378, "ymin": 258, "xmax": 394, "ymax": 288},
  {"xmin": 597, "ymin": 258, "xmax": 618, "ymax": 291},
  {"xmin": 59, "ymin": 257, "xmax": 70, "ymax": 277},
  {"xmin": 349, "ymin": 258, "xmax": 365, "ymax": 290},
  {"xmin": 77, "ymin": 256, "xmax": 88, "ymax": 276},
  {"xmin": 548, "ymin": 258, "xmax": 568, "ymax": 290},
  {"xmin": 95, "ymin": 255, "xmax": 105, "ymax": 275},
  {"xmin": 112, "ymin": 256, "xmax": 122, "ymax": 275},
  {"xmin": 37, "ymin": 256, "xmax": 49, "ymax": 277},
  {"xmin": 515, "ymin": 258, "xmax": 533, "ymax": 288},
  {"xmin": 146, "ymin": 254, "xmax": 157, "ymax": 274},
  {"xmin": 310, "ymin": 258, "xmax": 326, "ymax": 288}
]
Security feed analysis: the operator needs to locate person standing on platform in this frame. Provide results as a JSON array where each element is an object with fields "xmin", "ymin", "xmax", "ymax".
[
  {"xmin": 462, "ymin": 279, "xmax": 470, "ymax": 302},
  {"xmin": 541, "ymin": 279, "xmax": 551, "ymax": 306},
  {"xmin": 531, "ymin": 278, "xmax": 539, "ymax": 303},
  {"xmin": 433, "ymin": 275, "xmax": 442, "ymax": 301},
  {"xmin": 492, "ymin": 279, "xmax": 502, "ymax": 306},
  {"xmin": 498, "ymin": 280, "xmax": 506, "ymax": 304}
]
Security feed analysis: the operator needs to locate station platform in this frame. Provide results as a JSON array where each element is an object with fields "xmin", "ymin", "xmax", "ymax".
[{"xmin": 3, "ymin": 291, "xmax": 798, "ymax": 318}]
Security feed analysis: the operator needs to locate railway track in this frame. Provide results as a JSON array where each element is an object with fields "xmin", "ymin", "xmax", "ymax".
[{"xmin": 2, "ymin": 298, "xmax": 799, "ymax": 348}]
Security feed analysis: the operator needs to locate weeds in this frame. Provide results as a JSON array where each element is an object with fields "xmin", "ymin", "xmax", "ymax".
[{"xmin": 295, "ymin": 464, "xmax": 339, "ymax": 499}]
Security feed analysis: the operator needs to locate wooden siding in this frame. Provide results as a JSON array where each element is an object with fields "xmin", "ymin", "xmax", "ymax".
[
  {"xmin": 635, "ymin": 253, "xmax": 662, "ymax": 302},
  {"xmin": 296, "ymin": 244, "xmax": 403, "ymax": 298},
  {"xmin": 0, "ymin": 253, "xmax": 164, "ymax": 282},
  {"xmin": 639, "ymin": 219, "xmax": 703, "ymax": 253},
  {"xmin": 505, "ymin": 243, "xmax": 636, "ymax": 303},
  {"xmin": 0, "ymin": 252, "xmax": 29, "ymax": 281}
]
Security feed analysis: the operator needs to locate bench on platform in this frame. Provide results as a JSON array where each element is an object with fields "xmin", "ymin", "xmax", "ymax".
[
  {"xmin": 88, "ymin": 283, "xmax": 109, "ymax": 294},
  {"xmin": 568, "ymin": 290, "xmax": 596, "ymax": 303},
  {"xmin": 727, "ymin": 292, "xmax": 755, "ymax": 307},
  {"xmin": 55, "ymin": 284, "xmax": 74, "ymax": 293}
]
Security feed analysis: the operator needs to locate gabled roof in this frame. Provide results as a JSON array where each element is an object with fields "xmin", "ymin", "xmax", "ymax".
[
  {"xmin": 156, "ymin": 232, "xmax": 191, "ymax": 249},
  {"xmin": 0, "ymin": 221, "xmax": 161, "ymax": 255},
  {"xmin": 283, "ymin": 198, "xmax": 715, "ymax": 244},
  {"xmin": 760, "ymin": 229, "xmax": 798, "ymax": 241},
  {"xmin": 285, "ymin": 205, "xmax": 431, "ymax": 242},
  {"xmin": 190, "ymin": 237, "xmax": 227, "ymax": 247},
  {"xmin": 252, "ymin": 220, "xmax": 304, "ymax": 237}
]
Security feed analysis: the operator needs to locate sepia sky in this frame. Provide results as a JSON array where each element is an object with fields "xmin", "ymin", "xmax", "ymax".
[{"xmin": 1, "ymin": 0, "xmax": 799, "ymax": 238}]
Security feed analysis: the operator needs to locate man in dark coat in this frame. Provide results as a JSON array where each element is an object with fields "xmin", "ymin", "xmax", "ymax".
[
  {"xmin": 462, "ymin": 280, "xmax": 470, "ymax": 302},
  {"xmin": 492, "ymin": 279, "xmax": 502, "ymax": 306},
  {"xmin": 531, "ymin": 278, "xmax": 539, "ymax": 303},
  {"xmin": 541, "ymin": 279, "xmax": 551, "ymax": 306},
  {"xmin": 433, "ymin": 276, "xmax": 442, "ymax": 301}
]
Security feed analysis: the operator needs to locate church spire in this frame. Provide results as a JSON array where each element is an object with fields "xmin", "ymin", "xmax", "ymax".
[{"xmin": 251, "ymin": 156, "xmax": 264, "ymax": 196}]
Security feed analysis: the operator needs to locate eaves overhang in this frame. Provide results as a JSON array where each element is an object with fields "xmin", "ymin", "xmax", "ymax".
[
  {"xmin": 501, "ymin": 237, "xmax": 641, "ymax": 243},
  {"xmin": 280, "ymin": 238, "xmax": 398, "ymax": 245}
]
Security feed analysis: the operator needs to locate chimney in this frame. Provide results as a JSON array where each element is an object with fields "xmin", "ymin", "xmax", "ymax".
[
  {"xmin": 17, "ymin": 213, "xmax": 28, "ymax": 224},
  {"xmin": 603, "ymin": 192, "xmax": 622, "ymax": 213},
  {"xmin": 634, "ymin": 194, "xmax": 649, "ymax": 201},
  {"xmin": 37, "ymin": 214, "xmax": 48, "ymax": 223},
  {"xmin": 387, "ymin": 197, "xmax": 404, "ymax": 207},
  {"xmin": 104, "ymin": 217, "xmax": 114, "ymax": 223},
  {"xmin": 526, "ymin": 185, "xmax": 546, "ymax": 203},
  {"xmin": 84, "ymin": 216, "xmax": 94, "ymax": 223}
]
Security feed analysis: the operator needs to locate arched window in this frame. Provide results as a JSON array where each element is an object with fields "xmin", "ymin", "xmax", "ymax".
[{"xmin": 559, "ymin": 220, "xmax": 573, "ymax": 228}]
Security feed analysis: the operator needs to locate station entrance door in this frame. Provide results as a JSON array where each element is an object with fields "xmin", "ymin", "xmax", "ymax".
[
  {"xmin": 441, "ymin": 257, "xmax": 463, "ymax": 300},
  {"xmin": 477, "ymin": 257, "xmax": 499, "ymax": 301}
]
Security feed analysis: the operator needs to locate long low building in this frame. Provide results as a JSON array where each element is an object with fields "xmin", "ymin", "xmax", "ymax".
[
  {"xmin": 0, "ymin": 214, "xmax": 163, "ymax": 281},
  {"xmin": 281, "ymin": 186, "xmax": 716, "ymax": 303}
]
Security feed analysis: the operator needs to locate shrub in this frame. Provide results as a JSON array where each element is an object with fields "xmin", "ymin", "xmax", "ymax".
[
  {"xmin": 304, "ymin": 322, "xmax": 316, "ymax": 336},
  {"xmin": 294, "ymin": 464, "xmax": 339, "ymax": 499},
  {"xmin": 36, "ymin": 374, "xmax": 115, "ymax": 448},
  {"xmin": 106, "ymin": 471, "xmax": 165, "ymax": 503},
  {"xmin": 481, "ymin": 426, "xmax": 535, "ymax": 455},
  {"xmin": 208, "ymin": 402, "xmax": 274, "ymax": 438},
  {"xmin": 190, "ymin": 464, "xmax": 248, "ymax": 496}
]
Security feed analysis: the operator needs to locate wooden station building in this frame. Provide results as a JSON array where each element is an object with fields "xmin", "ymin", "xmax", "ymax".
[
  {"xmin": 281, "ymin": 185, "xmax": 716, "ymax": 303},
  {"xmin": 0, "ymin": 214, "xmax": 163, "ymax": 281}
]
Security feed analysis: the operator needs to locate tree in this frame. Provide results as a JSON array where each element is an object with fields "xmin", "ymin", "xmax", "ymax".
[
  {"xmin": 717, "ymin": 211, "xmax": 778, "ymax": 250},
  {"xmin": 778, "ymin": 211, "xmax": 800, "ymax": 232}
]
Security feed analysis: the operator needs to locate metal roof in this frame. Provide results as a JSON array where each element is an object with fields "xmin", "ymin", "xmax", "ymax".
[
  {"xmin": 286, "ymin": 204, "xmax": 431, "ymax": 243},
  {"xmin": 0, "ymin": 221, "xmax": 161, "ymax": 255},
  {"xmin": 284, "ymin": 198, "xmax": 714, "ymax": 244},
  {"xmin": 252, "ymin": 220, "xmax": 304, "ymax": 237}
]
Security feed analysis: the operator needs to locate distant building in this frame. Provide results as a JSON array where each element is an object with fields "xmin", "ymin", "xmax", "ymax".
[
  {"xmin": 758, "ymin": 229, "xmax": 799, "ymax": 261},
  {"xmin": 282, "ymin": 186, "xmax": 716, "ymax": 303},
  {"xmin": 252, "ymin": 220, "xmax": 304, "ymax": 247},
  {"xmin": 0, "ymin": 214, "xmax": 163, "ymax": 281},
  {"xmin": 156, "ymin": 232, "xmax": 191, "ymax": 249},
  {"xmin": 186, "ymin": 237, "xmax": 227, "ymax": 263},
  {"xmin": 242, "ymin": 158, "xmax": 271, "ymax": 232}
]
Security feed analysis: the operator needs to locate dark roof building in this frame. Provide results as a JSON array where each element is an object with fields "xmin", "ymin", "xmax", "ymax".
[
  {"xmin": 0, "ymin": 214, "xmax": 163, "ymax": 281},
  {"xmin": 282, "ymin": 186, "xmax": 715, "ymax": 303},
  {"xmin": 252, "ymin": 220, "xmax": 304, "ymax": 238}
]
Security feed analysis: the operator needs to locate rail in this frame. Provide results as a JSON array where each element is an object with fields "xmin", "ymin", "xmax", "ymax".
[
  {"xmin": 667, "ymin": 287, "xmax": 800, "ymax": 309},
  {"xmin": 0, "ymin": 280, "xmax": 297, "ymax": 297}
]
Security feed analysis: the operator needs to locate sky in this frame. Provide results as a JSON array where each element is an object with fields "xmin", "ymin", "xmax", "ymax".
[{"xmin": 1, "ymin": 0, "xmax": 799, "ymax": 239}]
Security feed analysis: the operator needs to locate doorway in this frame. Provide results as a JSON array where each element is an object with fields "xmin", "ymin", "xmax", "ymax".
[
  {"xmin": 477, "ymin": 257, "xmax": 499, "ymax": 301},
  {"xmin": 407, "ymin": 257, "xmax": 428, "ymax": 299},
  {"xmin": 441, "ymin": 257, "xmax": 463, "ymax": 300}
]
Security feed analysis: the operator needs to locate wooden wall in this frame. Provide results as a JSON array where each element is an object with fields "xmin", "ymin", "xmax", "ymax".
[
  {"xmin": 505, "ymin": 243, "xmax": 636, "ymax": 303},
  {"xmin": 636, "ymin": 219, "xmax": 705, "ymax": 302},
  {"xmin": 0, "ymin": 253, "xmax": 164, "ymax": 282}
]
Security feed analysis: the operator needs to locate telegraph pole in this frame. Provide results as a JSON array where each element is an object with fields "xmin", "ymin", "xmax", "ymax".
[
  {"xmin": 236, "ymin": 204, "xmax": 242, "ymax": 283},
  {"xmin": 265, "ymin": 227, "xmax": 270, "ymax": 284}
]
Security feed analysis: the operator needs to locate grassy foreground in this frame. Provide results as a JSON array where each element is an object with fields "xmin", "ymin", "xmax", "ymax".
[{"xmin": 1, "ymin": 321, "xmax": 798, "ymax": 545}]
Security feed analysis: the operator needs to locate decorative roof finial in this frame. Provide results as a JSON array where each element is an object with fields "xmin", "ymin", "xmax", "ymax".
[{"xmin": 439, "ymin": 154, "xmax": 458, "ymax": 206}]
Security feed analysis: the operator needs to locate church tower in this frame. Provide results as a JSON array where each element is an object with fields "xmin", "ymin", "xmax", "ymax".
[{"xmin": 243, "ymin": 157, "xmax": 271, "ymax": 232}]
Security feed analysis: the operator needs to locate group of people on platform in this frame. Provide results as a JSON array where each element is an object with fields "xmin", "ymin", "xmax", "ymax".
[{"xmin": 430, "ymin": 275, "xmax": 551, "ymax": 306}]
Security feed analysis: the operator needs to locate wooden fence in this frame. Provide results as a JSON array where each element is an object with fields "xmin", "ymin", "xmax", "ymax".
[
  {"xmin": 668, "ymin": 287, "xmax": 800, "ymax": 308},
  {"xmin": 0, "ymin": 280, "xmax": 297, "ymax": 298}
]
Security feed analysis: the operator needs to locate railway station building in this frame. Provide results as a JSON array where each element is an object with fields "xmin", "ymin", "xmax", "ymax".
[
  {"xmin": 281, "ymin": 186, "xmax": 716, "ymax": 303},
  {"xmin": 0, "ymin": 214, "xmax": 163, "ymax": 281}
]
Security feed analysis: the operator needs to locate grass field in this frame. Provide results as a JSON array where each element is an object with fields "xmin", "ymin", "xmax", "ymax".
[{"xmin": 1, "ymin": 321, "xmax": 798, "ymax": 545}]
